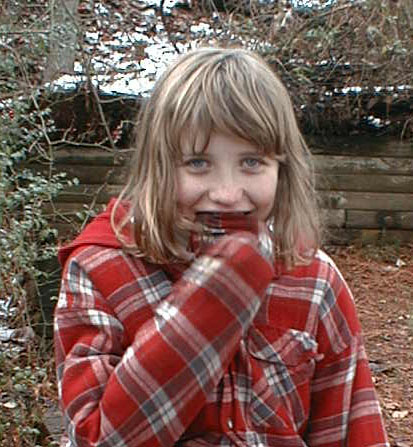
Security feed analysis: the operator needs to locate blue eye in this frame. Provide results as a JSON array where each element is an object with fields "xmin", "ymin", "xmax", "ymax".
[
  {"xmin": 242, "ymin": 158, "xmax": 262, "ymax": 169},
  {"xmin": 186, "ymin": 158, "xmax": 208, "ymax": 170}
]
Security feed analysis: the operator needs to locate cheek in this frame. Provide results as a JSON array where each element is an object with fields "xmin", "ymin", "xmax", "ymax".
[
  {"xmin": 269, "ymin": 175, "xmax": 279, "ymax": 204},
  {"xmin": 259, "ymin": 172, "xmax": 279, "ymax": 217},
  {"xmin": 176, "ymin": 173, "xmax": 204, "ymax": 209}
]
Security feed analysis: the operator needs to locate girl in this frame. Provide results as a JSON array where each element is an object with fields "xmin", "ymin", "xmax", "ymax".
[{"xmin": 55, "ymin": 47, "xmax": 389, "ymax": 447}]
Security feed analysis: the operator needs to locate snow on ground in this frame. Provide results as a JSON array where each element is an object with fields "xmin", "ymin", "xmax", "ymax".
[
  {"xmin": 50, "ymin": 2, "xmax": 216, "ymax": 97},
  {"xmin": 49, "ymin": 0, "xmax": 341, "ymax": 98},
  {"xmin": 47, "ymin": 0, "xmax": 409, "ymax": 130}
]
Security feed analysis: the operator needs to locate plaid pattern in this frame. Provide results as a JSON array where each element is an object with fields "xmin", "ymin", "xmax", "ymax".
[
  {"xmin": 192, "ymin": 212, "xmax": 274, "ymax": 263},
  {"xmin": 55, "ymin": 211, "xmax": 389, "ymax": 447}
]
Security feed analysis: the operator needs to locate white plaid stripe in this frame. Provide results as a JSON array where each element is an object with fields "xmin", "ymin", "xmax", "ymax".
[
  {"xmin": 55, "ymin": 243, "xmax": 389, "ymax": 447},
  {"xmin": 138, "ymin": 271, "xmax": 173, "ymax": 305}
]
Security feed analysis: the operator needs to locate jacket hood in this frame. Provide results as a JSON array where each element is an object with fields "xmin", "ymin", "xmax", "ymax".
[{"xmin": 58, "ymin": 198, "xmax": 129, "ymax": 267}]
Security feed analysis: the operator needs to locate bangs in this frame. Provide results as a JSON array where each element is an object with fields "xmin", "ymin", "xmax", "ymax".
[
  {"xmin": 115, "ymin": 47, "xmax": 320, "ymax": 267},
  {"xmin": 165, "ymin": 50, "xmax": 288, "ymax": 161}
]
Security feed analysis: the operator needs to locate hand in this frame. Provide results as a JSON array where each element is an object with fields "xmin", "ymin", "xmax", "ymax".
[{"xmin": 190, "ymin": 212, "xmax": 274, "ymax": 263}]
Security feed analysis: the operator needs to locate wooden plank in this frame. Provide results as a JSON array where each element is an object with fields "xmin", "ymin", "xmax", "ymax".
[
  {"xmin": 51, "ymin": 222, "xmax": 82, "ymax": 240},
  {"xmin": 321, "ymin": 209, "xmax": 345, "ymax": 228},
  {"xmin": 325, "ymin": 228, "xmax": 413, "ymax": 245},
  {"xmin": 53, "ymin": 226, "xmax": 413, "ymax": 247},
  {"xmin": 58, "ymin": 165, "xmax": 126, "ymax": 185},
  {"xmin": 47, "ymin": 205, "xmax": 413, "ymax": 245},
  {"xmin": 316, "ymin": 174, "xmax": 413, "ymax": 193},
  {"xmin": 346, "ymin": 210, "xmax": 413, "ymax": 230},
  {"xmin": 51, "ymin": 220, "xmax": 103, "ymax": 240},
  {"xmin": 53, "ymin": 147, "xmax": 132, "ymax": 166},
  {"xmin": 43, "ymin": 202, "xmax": 108, "ymax": 224},
  {"xmin": 56, "ymin": 184, "xmax": 122, "ymax": 203},
  {"xmin": 28, "ymin": 165, "xmax": 127, "ymax": 185},
  {"xmin": 43, "ymin": 202, "xmax": 108, "ymax": 214},
  {"xmin": 318, "ymin": 191, "xmax": 413, "ymax": 211},
  {"xmin": 314, "ymin": 155, "xmax": 413, "ymax": 175},
  {"xmin": 310, "ymin": 137, "xmax": 413, "ymax": 158}
]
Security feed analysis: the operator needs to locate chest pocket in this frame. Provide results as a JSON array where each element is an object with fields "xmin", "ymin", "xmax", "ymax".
[
  {"xmin": 247, "ymin": 324, "xmax": 319, "ymax": 383},
  {"xmin": 246, "ymin": 324, "xmax": 320, "ymax": 430}
]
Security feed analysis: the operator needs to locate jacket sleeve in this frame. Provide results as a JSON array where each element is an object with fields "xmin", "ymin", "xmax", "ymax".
[
  {"xmin": 306, "ymin": 255, "xmax": 389, "ymax": 447},
  {"xmin": 54, "ymin": 233, "xmax": 274, "ymax": 447}
]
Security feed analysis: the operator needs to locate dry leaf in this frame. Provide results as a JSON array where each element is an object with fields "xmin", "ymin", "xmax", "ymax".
[
  {"xmin": 2, "ymin": 401, "xmax": 18, "ymax": 409},
  {"xmin": 395, "ymin": 442, "xmax": 410, "ymax": 447},
  {"xmin": 392, "ymin": 410, "xmax": 408, "ymax": 420},
  {"xmin": 383, "ymin": 401, "xmax": 399, "ymax": 410}
]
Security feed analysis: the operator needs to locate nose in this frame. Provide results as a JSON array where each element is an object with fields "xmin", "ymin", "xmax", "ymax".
[{"xmin": 208, "ymin": 178, "xmax": 244, "ymax": 206}]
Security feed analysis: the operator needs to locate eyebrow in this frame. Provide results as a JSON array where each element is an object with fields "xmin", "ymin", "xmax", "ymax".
[
  {"xmin": 239, "ymin": 151, "xmax": 263, "ymax": 156},
  {"xmin": 181, "ymin": 153, "xmax": 210, "ymax": 158},
  {"xmin": 182, "ymin": 149, "xmax": 266, "ymax": 158}
]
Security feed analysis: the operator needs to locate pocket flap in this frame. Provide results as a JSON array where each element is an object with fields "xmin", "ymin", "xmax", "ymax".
[{"xmin": 247, "ymin": 324, "xmax": 319, "ymax": 367}]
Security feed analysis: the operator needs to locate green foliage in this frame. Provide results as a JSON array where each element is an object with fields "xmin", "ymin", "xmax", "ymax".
[
  {"xmin": 0, "ymin": 346, "xmax": 57, "ymax": 445},
  {"xmin": 0, "ymin": 95, "xmax": 73, "ymax": 320},
  {"xmin": 0, "ymin": 86, "xmax": 66, "ymax": 447},
  {"xmin": 0, "ymin": 4, "xmax": 68, "ymax": 444}
]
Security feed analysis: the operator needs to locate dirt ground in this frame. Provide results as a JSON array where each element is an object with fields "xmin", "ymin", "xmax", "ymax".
[{"xmin": 327, "ymin": 243, "xmax": 413, "ymax": 446}]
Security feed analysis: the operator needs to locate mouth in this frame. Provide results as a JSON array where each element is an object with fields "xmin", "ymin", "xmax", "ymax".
[{"xmin": 196, "ymin": 210, "xmax": 253, "ymax": 216}]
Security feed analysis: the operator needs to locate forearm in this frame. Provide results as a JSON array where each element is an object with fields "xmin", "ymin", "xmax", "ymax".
[{"xmin": 55, "ymin": 234, "xmax": 274, "ymax": 447}]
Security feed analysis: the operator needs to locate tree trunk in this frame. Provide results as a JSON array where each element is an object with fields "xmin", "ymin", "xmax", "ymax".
[{"xmin": 44, "ymin": 0, "xmax": 79, "ymax": 82}]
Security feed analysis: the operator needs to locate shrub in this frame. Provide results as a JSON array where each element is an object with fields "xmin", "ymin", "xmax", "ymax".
[{"xmin": 0, "ymin": 95, "xmax": 73, "ymax": 331}]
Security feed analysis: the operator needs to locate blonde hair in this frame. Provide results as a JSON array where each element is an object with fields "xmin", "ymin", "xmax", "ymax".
[{"xmin": 113, "ymin": 47, "xmax": 322, "ymax": 268}]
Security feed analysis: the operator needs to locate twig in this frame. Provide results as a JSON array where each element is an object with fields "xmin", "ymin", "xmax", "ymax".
[
  {"xmin": 400, "ymin": 117, "xmax": 412, "ymax": 141},
  {"xmin": 50, "ymin": 138, "xmax": 115, "ymax": 152},
  {"xmin": 0, "ymin": 30, "xmax": 50, "ymax": 35},
  {"xmin": 160, "ymin": 0, "xmax": 181, "ymax": 54},
  {"xmin": 80, "ymin": 180, "xmax": 109, "ymax": 230},
  {"xmin": 88, "ymin": 78, "xmax": 116, "ymax": 151},
  {"xmin": 0, "ymin": 42, "xmax": 54, "ymax": 151},
  {"xmin": 281, "ymin": 2, "xmax": 355, "ymax": 51}
]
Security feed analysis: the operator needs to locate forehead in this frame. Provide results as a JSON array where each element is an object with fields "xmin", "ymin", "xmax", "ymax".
[
  {"xmin": 180, "ymin": 130, "xmax": 265, "ymax": 157},
  {"xmin": 205, "ymin": 133, "xmax": 259, "ymax": 154}
]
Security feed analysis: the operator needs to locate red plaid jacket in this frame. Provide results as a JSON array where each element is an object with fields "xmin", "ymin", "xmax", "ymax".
[{"xmin": 55, "ymin": 200, "xmax": 389, "ymax": 447}]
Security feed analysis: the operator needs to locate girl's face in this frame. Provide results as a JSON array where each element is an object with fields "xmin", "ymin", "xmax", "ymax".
[{"xmin": 176, "ymin": 132, "xmax": 279, "ymax": 222}]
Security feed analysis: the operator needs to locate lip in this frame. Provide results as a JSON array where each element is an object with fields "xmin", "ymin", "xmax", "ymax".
[{"xmin": 195, "ymin": 210, "xmax": 254, "ymax": 215}]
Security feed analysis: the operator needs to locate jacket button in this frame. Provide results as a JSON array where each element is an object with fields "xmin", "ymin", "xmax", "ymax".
[{"xmin": 227, "ymin": 419, "xmax": 234, "ymax": 430}]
